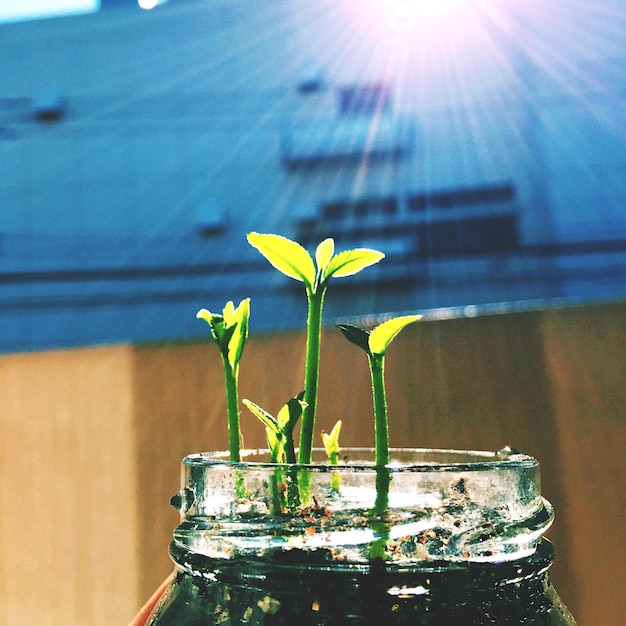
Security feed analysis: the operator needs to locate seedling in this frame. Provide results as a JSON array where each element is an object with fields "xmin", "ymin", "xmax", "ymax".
[
  {"xmin": 321, "ymin": 420, "xmax": 342, "ymax": 466},
  {"xmin": 196, "ymin": 298, "xmax": 250, "ymax": 462},
  {"xmin": 243, "ymin": 392, "xmax": 306, "ymax": 465},
  {"xmin": 247, "ymin": 233, "xmax": 384, "ymax": 465},
  {"xmin": 337, "ymin": 316, "xmax": 421, "ymax": 467},
  {"xmin": 338, "ymin": 316, "xmax": 420, "ymax": 558},
  {"xmin": 322, "ymin": 420, "xmax": 342, "ymax": 492}
]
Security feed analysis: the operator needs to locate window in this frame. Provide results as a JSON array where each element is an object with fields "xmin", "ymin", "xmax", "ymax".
[
  {"xmin": 337, "ymin": 83, "xmax": 390, "ymax": 116},
  {"xmin": 408, "ymin": 183, "xmax": 515, "ymax": 212},
  {"xmin": 296, "ymin": 196, "xmax": 405, "ymax": 251},
  {"xmin": 417, "ymin": 214, "xmax": 519, "ymax": 257},
  {"xmin": 321, "ymin": 197, "xmax": 397, "ymax": 221}
]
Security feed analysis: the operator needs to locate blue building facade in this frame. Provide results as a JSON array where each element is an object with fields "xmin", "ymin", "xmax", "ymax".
[{"xmin": 1, "ymin": 0, "xmax": 625, "ymax": 353}]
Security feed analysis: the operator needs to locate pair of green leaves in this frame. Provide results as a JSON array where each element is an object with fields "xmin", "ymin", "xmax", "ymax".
[
  {"xmin": 243, "ymin": 392, "xmax": 306, "ymax": 464},
  {"xmin": 196, "ymin": 298, "xmax": 250, "ymax": 371},
  {"xmin": 247, "ymin": 233, "xmax": 385, "ymax": 294},
  {"xmin": 338, "ymin": 315, "xmax": 421, "ymax": 358}
]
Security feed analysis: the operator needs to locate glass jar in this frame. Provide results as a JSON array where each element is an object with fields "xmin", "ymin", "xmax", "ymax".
[{"xmin": 146, "ymin": 448, "xmax": 576, "ymax": 625}]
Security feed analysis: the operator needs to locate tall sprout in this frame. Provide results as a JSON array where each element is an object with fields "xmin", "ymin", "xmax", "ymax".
[
  {"xmin": 247, "ymin": 233, "xmax": 384, "ymax": 465},
  {"xmin": 338, "ymin": 315, "xmax": 420, "ymax": 559}
]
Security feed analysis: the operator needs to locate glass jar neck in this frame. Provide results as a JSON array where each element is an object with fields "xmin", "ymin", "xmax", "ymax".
[
  {"xmin": 170, "ymin": 448, "xmax": 554, "ymax": 565},
  {"xmin": 169, "ymin": 537, "xmax": 555, "ymax": 589}
]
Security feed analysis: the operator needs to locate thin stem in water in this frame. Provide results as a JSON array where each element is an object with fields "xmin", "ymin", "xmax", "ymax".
[{"xmin": 368, "ymin": 353, "xmax": 391, "ymax": 560}]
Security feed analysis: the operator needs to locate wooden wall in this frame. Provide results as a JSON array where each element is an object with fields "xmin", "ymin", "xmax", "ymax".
[
  {"xmin": 0, "ymin": 346, "xmax": 139, "ymax": 626},
  {"xmin": 1, "ymin": 301, "xmax": 624, "ymax": 625}
]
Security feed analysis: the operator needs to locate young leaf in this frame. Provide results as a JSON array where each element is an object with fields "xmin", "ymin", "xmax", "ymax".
[
  {"xmin": 225, "ymin": 298, "xmax": 250, "ymax": 368},
  {"xmin": 324, "ymin": 248, "xmax": 385, "ymax": 280},
  {"xmin": 197, "ymin": 299, "xmax": 250, "ymax": 369},
  {"xmin": 337, "ymin": 323, "xmax": 372, "ymax": 354},
  {"xmin": 277, "ymin": 391, "xmax": 306, "ymax": 431},
  {"xmin": 243, "ymin": 399, "xmax": 285, "ymax": 461},
  {"xmin": 196, "ymin": 309, "xmax": 232, "ymax": 355},
  {"xmin": 196, "ymin": 308, "xmax": 223, "ymax": 340},
  {"xmin": 315, "ymin": 238, "xmax": 334, "ymax": 277},
  {"xmin": 247, "ymin": 232, "xmax": 316, "ymax": 288},
  {"xmin": 243, "ymin": 398, "xmax": 279, "ymax": 431},
  {"xmin": 321, "ymin": 420, "xmax": 342, "ymax": 459},
  {"xmin": 368, "ymin": 315, "xmax": 421, "ymax": 356}
]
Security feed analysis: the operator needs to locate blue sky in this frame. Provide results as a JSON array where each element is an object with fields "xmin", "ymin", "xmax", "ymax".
[{"xmin": 0, "ymin": 0, "xmax": 99, "ymax": 23}]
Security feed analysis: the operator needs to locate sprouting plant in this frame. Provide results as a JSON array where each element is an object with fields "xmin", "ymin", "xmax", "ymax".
[
  {"xmin": 243, "ymin": 393, "xmax": 306, "ymax": 513},
  {"xmin": 321, "ymin": 420, "xmax": 342, "ymax": 466},
  {"xmin": 247, "ymin": 233, "xmax": 384, "ymax": 465},
  {"xmin": 243, "ymin": 392, "xmax": 306, "ymax": 465},
  {"xmin": 338, "ymin": 315, "xmax": 420, "ymax": 559},
  {"xmin": 337, "ymin": 316, "xmax": 421, "ymax": 467},
  {"xmin": 196, "ymin": 298, "xmax": 250, "ymax": 463},
  {"xmin": 322, "ymin": 420, "xmax": 342, "ymax": 492}
]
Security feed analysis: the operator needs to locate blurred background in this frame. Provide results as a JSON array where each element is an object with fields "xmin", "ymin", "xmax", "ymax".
[{"xmin": 0, "ymin": 1, "xmax": 624, "ymax": 624}]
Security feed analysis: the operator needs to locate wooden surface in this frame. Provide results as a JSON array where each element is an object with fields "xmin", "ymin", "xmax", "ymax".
[
  {"xmin": 1, "ymin": 301, "xmax": 624, "ymax": 625},
  {"xmin": 0, "ymin": 346, "xmax": 140, "ymax": 626}
]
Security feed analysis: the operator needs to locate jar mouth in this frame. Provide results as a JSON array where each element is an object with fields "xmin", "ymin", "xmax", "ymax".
[
  {"xmin": 174, "ymin": 446, "xmax": 552, "ymax": 565},
  {"xmin": 184, "ymin": 447, "xmax": 536, "ymax": 473}
]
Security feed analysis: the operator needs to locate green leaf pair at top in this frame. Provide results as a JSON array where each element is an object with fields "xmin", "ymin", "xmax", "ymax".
[{"xmin": 196, "ymin": 233, "xmax": 420, "ymax": 479}]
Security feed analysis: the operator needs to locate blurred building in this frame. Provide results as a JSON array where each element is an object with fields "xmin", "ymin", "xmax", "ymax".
[{"xmin": 1, "ymin": 0, "xmax": 625, "ymax": 353}]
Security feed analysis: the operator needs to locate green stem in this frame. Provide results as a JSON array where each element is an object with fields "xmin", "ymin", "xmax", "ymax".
[
  {"xmin": 369, "ymin": 354, "xmax": 389, "ymax": 467},
  {"xmin": 368, "ymin": 353, "xmax": 391, "ymax": 560},
  {"xmin": 222, "ymin": 358, "xmax": 241, "ymax": 462},
  {"xmin": 298, "ymin": 288, "xmax": 325, "ymax": 465},
  {"xmin": 269, "ymin": 469, "xmax": 286, "ymax": 515},
  {"xmin": 329, "ymin": 451, "xmax": 340, "ymax": 493},
  {"xmin": 368, "ymin": 465, "xmax": 391, "ymax": 560},
  {"xmin": 284, "ymin": 429, "xmax": 297, "ymax": 465}
]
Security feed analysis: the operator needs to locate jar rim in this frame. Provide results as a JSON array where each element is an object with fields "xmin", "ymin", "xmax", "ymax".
[{"xmin": 182, "ymin": 446, "xmax": 537, "ymax": 473}]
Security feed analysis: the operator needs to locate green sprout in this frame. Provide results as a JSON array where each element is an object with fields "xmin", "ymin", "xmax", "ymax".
[
  {"xmin": 321, "ymin": 419, "xmax": 342, "ymax": 466},
  {"xmin": 243, "ymin": 393, "xmax": 306, "ymax": 465},
  {"xmin": 337, "ymin": 315, "xmax": 420, "ymax": 467},
  {"xmin": 247, "ymin": 233, "xmax": 384, "ymax": 465},
  {"xmin": 338, "ymin": 315, "xmax": 420, "ymax": 560},
  {"xmin": 322, "ymin": 420, "xmax": 342, "ymax": 492},
  {"xmin": 197, "ymin": 298, "xmax": 250, "ymax": 462},
  {"xmin": 243, "ymin": 393, "xmax": 306, "ymax": 513}
]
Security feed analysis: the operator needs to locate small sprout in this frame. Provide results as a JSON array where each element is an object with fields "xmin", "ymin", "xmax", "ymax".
[
  {"xmin": 338, "ymin": 315, "xmax": 420, "ymax": 466},
  {"xmin": 339, "ymin": 315, "xmax": 420, "ymax": 561},
  {"xmin": 197, "ymin": 299, "xmax": 250, "ymax": 370},
  {"xmin": 243, "ymin": 392, "xmax": 306, "ymax": 464},
  {"xmin": 321, "ymin": 420, "xmax": 342, "ymax": 465},
  {"xmin": 322, "ymin": 420, "xmax": 342, "ymax": 493},
  {"xmin": 197, "ymin": 299, "xmax": 250, "ymax": 462},
  {"xmin": 243, "ymin": 399, "xmax": 286, "ymax": 463}
]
